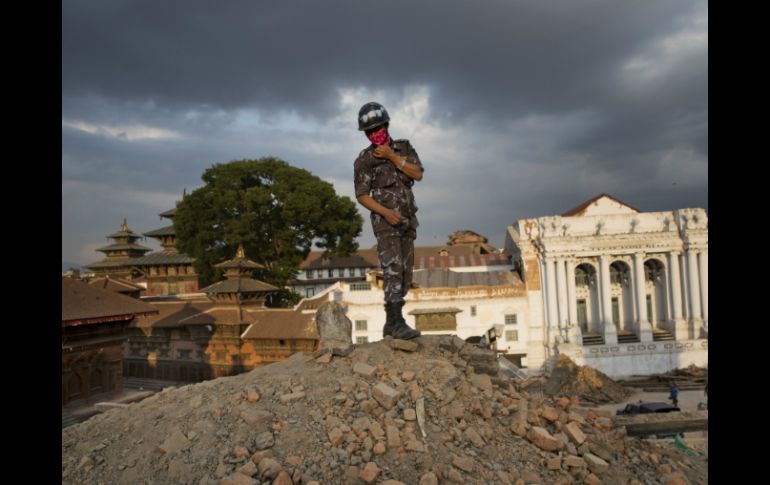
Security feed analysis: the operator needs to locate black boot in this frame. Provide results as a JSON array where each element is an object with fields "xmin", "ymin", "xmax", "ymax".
[
  {"xmin": 383, "ymin": 302, "xmax": 398, "ymax": 338},
  {"xmin": 387, "ymin": 301, "xmax": 420, "ymax": 340}
]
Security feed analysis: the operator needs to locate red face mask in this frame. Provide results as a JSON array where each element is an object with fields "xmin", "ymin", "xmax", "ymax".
[{"xmin": 367, "ymin": 128, "xmax": 390, "ymax": 146}]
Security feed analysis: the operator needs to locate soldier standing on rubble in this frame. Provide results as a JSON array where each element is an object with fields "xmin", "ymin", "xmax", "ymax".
[{"xmin": 354, "ymin": 102, "xmax": 422, "ymax": 340}]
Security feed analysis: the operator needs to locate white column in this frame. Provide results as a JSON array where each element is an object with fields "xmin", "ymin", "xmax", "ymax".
[
  {"xmin": 545, "ymin": 257, "xmax": 559, "ymax": 341},
  {"xmin": 698, "ymin": 249, "xmax": 708, "ymax": 336},
  {"xmin": 668, "ymin": 251, "xmax": 687, "ymax": 339},
  {"xmin": 556, "ymin": 258, "xmax": 569, "ymax": 329},
  {"xmin": 566, "ymin": 261, "xmax": 580, "ymax": 344},
  {"xmin": 633, "ymin": 253, "xmax": 653, "ymax": 342},
  {"xmin": 599, "ymin": 255, "xmax": 617, "ymax": 345},
  {"xmin": 687, "ymin": 250, "xmax": 703, "ymax": 326},
  {"xmin": 680, "ymin": 253, "xmax": 690, "ymax": 322}
]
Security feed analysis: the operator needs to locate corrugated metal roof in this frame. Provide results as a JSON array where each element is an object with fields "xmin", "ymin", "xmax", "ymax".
[
  {"xmin": 412, "ymin": 269, "xmax": 521, "ymax": 289},
  {"xmin": 300, "ymin": 246, "xmax": 511, "ymax": 271},
  {"xmin": 302, "ymin": 250, "xmax": 380, "ymax": 269}
]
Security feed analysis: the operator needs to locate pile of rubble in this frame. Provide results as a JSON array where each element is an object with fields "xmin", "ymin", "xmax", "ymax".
[
  {"xmin": 62, "ymin": 304, "xmax": 707, "ymax": 485},
  {"xmin": 541, "ymin": 355, "xmax": 632, "ymax": 405}
]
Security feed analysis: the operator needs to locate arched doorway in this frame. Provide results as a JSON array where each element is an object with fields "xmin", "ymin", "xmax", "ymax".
[
  {"xmin": 610, "ymin": 261, "xmax": 634, "ymax": 332},
  {"xmin": 644, "ymin": 258, "xmax": 668, "ymax": 327},
  {"xmin": 574, "ymin": 263, "xmax": 600, "ymax": 335}
]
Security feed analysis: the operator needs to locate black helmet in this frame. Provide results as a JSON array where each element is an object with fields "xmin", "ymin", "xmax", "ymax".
[{"xmin": 358, "ymin": 102, "xmax": 390, "ymax": 131}]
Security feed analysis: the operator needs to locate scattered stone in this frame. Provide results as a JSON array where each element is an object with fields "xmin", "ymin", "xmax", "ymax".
[
  {"xmin": 359, "ymin": 462, "xmax": 381, "ymax": 484},
  {"xmin": 254, "ymin": 431, "xmax": 274, "ymax": 450},
  {"xmin": 548, "ymin": 457, "xmax": 562, "ymax": 470},
  {"xmin": 404, "ymin": 408, "xmax": 417, "ymax": 421},
  {"xmin": 584, "ymin": 453, "xmax": 610, "ymax": 475},
  {"xmin": 420, "ymin": 471, "xmax": 439, "ymax": 485},
  {"xmin": 527, "ymin": 426, "xmax": 564, "ymax": 452},
  {"xmin": 158, "ymin": 430, "xmax": 191, "ymax": 455},
  {"xmin": 353, "ymin": 362, "xmax": 377, "ymax": 378},
  {"xmin": 372, "ymin": 382, "xmax": 401, "ymax": 410},
  {"xmin": 315, "ymin": 353, "xmax": 332, "ymax": 364},
  {"xmin": 563, "ymin": 422, "xmax": 586, "ymax": 445},
  {"xmin": 220, "ymin": 473, "xmax": 258, "ymax": 485},
  {"xmin": 272, "ymin": 470, "xmax": 293, "ymax": 485},
  {"xmin": 452, "ymin": 455, "xmax": 474, "ymax": 472},
  {"xmin": 279, "ymin": 392, "xmax": 306, "ymax": 404},
  {"xmin": 464, "ymin": 428, "xmax": 485, "ymax": 447},
  {"xmin": 240, "ymin": 409, "xmax": 273, "ymax": 428},
  {"xmin": 390, "ymin": 339, "xmax": 419, "ymax": 352}
]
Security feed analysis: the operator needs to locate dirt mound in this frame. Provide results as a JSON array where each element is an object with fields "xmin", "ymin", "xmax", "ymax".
[
  {"xmin": 543, "ymin": 355, "xmax": 632, "ymax": 404},
  {"xmin": 62, "ymin": 337, "xmax": 705, "ymax": 485}
]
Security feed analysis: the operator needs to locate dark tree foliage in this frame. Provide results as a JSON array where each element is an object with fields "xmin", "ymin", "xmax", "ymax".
[{"xmin": 174, "ymin": 158, "xmax": 362, "ymax": 304}]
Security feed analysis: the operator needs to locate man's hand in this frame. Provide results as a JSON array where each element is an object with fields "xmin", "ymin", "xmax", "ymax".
[
  {"xmin": 374, "ymin": 144, "xmax": 397, "ymax": 162},
  {"xmin": 383, "ymin": 208, "xmax": 404, "ymax": 225}
]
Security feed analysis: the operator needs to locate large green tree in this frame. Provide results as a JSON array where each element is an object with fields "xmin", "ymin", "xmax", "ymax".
[{"xmin": 174, "ymin": 158, "xmax": 363, "ymax": 300}]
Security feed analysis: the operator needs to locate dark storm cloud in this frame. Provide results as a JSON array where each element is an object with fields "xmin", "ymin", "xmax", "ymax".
[
  {"xmin": 63, "ymin": 0, "xmax": 701, "ymax": 120},
  {"xmin": 62, "ymin": 0, "xmax": 707, "ymax": 263}
]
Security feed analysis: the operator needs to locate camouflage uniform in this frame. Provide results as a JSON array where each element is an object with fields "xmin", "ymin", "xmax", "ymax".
[{"xmin": 354, "ymin": 139, "xmax": 423, "ymax": 303}]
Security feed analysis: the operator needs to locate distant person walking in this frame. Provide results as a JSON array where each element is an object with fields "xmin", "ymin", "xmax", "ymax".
[{"xmin": 669, "ymin": 382, "xmax": 680, "ymax": 407}]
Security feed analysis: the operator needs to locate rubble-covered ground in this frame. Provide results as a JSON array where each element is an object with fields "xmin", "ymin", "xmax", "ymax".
[
  {"xmin": 62, "ymin": 336, "xmax": 707, "ymax": 485},
  {"xmin": 541, "ymin": 355, "xmax": 632, "ymax": 404}
]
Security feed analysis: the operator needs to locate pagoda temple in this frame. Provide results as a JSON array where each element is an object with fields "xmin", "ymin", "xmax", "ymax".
[
  {"xmin": 85, "ymin": 219, "xmax": 152, "ymax": 280},
  {"xmin": 132, "ymin": 207, "xmax": 199, "ymax": 296}
]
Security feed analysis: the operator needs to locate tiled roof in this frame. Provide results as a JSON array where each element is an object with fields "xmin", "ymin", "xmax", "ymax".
[
  {"xmin": 411, "ymin": 269, "xmax": 522, "ymax": 289},
  {"xmin": 178, "ymin": 307, "xmax": 257, "ymax": 325},
  {"xmin": 88, "ymin": 277, "xmax": 145, "ymax": 293},
  {"xmin": 106, "ymin": 229, "xmax": 143, "ymax": 239},
  {"xmin": 242, "ymin": 310, "xmax": 318, "ymax": 340},
  {"xmin": 199, "ymin": 277, "xmax": 278, "ymax": 294},
  {"xmin": 130, "ymin": 299, "xmax": 214, "ymax": 328},
  {"xmin": 159, "ymin": 208, "xmax": 177, "ymax": 218},
  {"xmin": 95, "ymin": 243, "xmax": 153, "ymax": 252},
  {"xmin": 85, "ymin": 260, "xmax": 131, "ymax": 269},
  {"xmin": 62, "ymin": 277, "xmax": 158, "ymax": 325},
  {"xmin": 143, "ymin": 225, "xmax": 176, "ymax": 237},
  {"xmin": 408, "ymin": 307, "xmax": 463, "ymax": 315},
  {"xmin": 128, "ymin": 252, "xmax": 196, "ymax": 265}
]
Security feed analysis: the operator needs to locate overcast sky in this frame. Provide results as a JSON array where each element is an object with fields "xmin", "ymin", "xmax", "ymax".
[{"xmin": 62, "ymin": 0, "xmax": 707, "ymax": 268}]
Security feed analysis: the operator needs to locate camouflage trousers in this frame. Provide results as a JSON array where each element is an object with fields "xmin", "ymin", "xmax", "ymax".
[{"xmin": 376, "ymin": 229, "xmax": 416, "ymax": 303}]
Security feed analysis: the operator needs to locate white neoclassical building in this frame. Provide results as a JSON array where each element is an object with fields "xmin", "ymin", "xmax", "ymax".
[
  {"xmin": 296, "ymin": 194, "xmax": 707, "ymax": 378},
  {"xmin": 504, "ymin": 194, "xmax": 708, "ymax": 377}
]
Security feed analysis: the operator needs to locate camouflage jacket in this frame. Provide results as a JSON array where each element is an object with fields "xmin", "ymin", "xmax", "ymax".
[{"xmin": 353, "ymin": 139, "xmax": 424, "ymax": 235}]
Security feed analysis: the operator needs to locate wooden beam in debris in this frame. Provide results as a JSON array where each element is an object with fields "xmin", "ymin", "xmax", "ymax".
[{"xmin": 616, "ymin": 411, "xmax": 708, "ymax": 437}]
